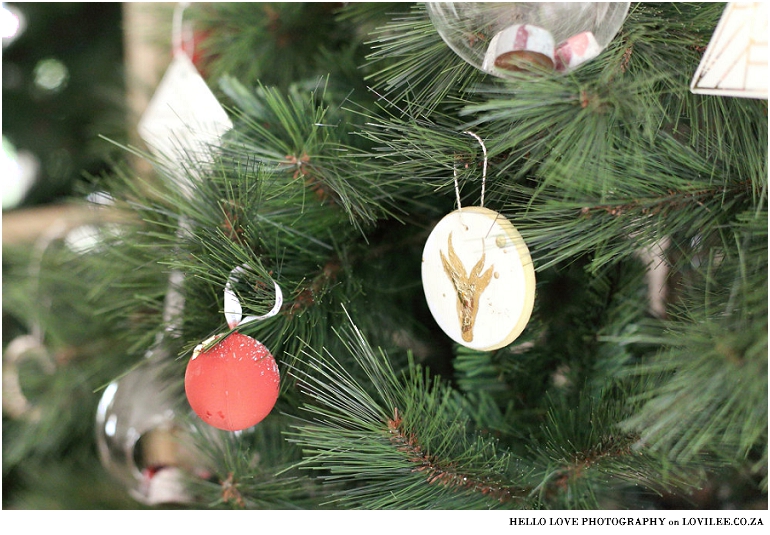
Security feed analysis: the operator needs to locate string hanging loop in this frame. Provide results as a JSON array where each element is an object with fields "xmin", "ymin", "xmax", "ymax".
[
  {"xmin": 172, "ymin": 2, "xmax": 195, "ymax": 58},
  {"xmin": 453, "ymin": 131, "xmax": 489, "ymax": 210}
]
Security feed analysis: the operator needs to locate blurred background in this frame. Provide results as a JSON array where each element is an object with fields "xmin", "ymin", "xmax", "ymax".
[
  {"xmin": 2, "ymin": 2, "xmax": 174, "ymax": 508},
  {"xmin": 2, "ymin": 2, "xmax": 126, "ymax": 213}
]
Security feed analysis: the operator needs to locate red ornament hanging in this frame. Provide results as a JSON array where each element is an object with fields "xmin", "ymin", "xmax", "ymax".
[
  {"xmin": 185, "ymin": 332, "xmax": 279, "ymax": 431},
  {"xmin": 185, "ymin": 265, "xmax": 283, "ymax": 432}
]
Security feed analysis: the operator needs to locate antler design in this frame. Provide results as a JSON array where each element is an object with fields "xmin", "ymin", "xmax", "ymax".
[{"xmin": 440, "ymin": 232, "xmax": 494, "ymax": 342}]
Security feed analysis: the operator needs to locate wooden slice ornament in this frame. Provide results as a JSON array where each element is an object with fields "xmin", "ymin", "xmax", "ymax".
[{"xmin": 421, "ymin": 133, "xmax": 536, "ymax": 351}]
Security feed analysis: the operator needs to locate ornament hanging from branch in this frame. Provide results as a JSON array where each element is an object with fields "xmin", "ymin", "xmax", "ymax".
[
  {"xmin": 136, "ymin": 1, "xmax": 232, "ymax": 196},
  {"xmin": 427, "ymin": 2, "xmax": 630, "ymax": 76},
  {"xmin": 184, "ymin": 265, "xmax": 282, "ymax": 432},
  {"xmin": 134, "ymin": 1, "xmax": 234, "ymax": 345},
  {"xmin": 690, "ymin": 2, "xmax": 768, "ymax": 99},
  {"xmin": 421, "ymin": 133, "xmax": 536, "ymax": 351},
  {"xmin": 95, "ymin": 359, "xmax": 213, "ymax": 505}
]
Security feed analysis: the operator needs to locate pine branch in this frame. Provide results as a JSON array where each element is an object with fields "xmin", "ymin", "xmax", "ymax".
[
  {"xmin": 524, "ymin": 392, "xmax": 705, "ymax": 509},
  {"xmin": 183, "ymin": 418, "xmax": 315, "ymax": 509},
  {"xmin": 363, "ymin": 3, "xmax": 483, "ymax": 113},
  {"xmin": 618, "ymin": 223, "xmax": 768, "ymax": 485},
  {"xmin": 349, "ymin": 98, "xmax": 495, "ymax": 215},
  {"xmin": 219, "ymin": 76, "xmax": 424, "ymax": 229},
  {"xmin": 283, "ymin": 311, "xmax": 708, "ymax": 509},
  {"xmin": 285, "ymin": 311, "xmax": 531, "ymax": 509},
  {"xmin": 191, "ymin": 3, "xmax": 360, "ymax": 92},
  {"xmin": 501, "ymin": 166, "xmax": 755, "ymax": 273}
]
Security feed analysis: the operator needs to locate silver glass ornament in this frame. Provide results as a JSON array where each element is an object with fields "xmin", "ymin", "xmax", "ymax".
[{"xmin": 95, "ymin": 358, "xmax": 208, "ymax": 505}]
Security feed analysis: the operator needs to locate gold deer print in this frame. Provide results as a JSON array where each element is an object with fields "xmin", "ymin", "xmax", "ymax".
[{"xmin": 440, "ymin": 232, "xmax": 494, "ymax": 342}]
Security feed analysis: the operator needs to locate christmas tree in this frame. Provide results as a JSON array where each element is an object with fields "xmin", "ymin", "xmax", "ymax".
[{"xmin": 2, "ymin": 2, "xmax": 767, "ymax": 514}]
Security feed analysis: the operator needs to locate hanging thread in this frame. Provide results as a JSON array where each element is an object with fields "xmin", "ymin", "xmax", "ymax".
[
  {"xmin": 172, "ymin": 2, "xmax": 194, "ymax": 58},
  {"xmin": 453, "ymin": 131, "xmax": 488, "ymax": 209}
]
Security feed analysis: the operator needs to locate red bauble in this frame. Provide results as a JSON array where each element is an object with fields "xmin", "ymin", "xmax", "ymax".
[{"xmin": 185, "ymin": 332, "xmax": 280, "ymax": 431}]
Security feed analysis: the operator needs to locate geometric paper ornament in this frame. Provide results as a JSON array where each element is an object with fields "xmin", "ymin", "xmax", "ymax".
[
  {"xmin": 137, "ymin": 52, "xmax": 233, "ymax": 197},
  {"xmin": 690, "ymin": 2, "xmax": 768, "ymax": 99}
]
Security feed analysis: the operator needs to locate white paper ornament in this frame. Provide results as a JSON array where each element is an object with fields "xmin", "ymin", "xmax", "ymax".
[
  {"xmin": 137, "ymin": 51, "xmax": 232, "ymax": 198},
  {"xmin": 422, "ymin": 206, "xmax": 536, "ymax": 351},
  {"xmin": 690, "ymin": 2, "xmax": 768, "ymax": 99}
]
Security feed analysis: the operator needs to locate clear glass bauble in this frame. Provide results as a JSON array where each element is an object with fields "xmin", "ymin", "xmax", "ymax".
[
  {"xmin": 427, "ymin": 2, "xmax": 631, "ymax": 76},
  {"xmin": 95, "ymin": 358, "xmax": 209, "ymax": 505}
]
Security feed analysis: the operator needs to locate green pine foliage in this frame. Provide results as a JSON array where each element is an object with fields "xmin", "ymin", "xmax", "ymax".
[{"xmin": 3, "ymin": 2, "xmax": 766, "ymax": 510}]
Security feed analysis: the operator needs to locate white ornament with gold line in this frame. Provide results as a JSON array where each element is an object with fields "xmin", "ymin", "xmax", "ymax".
[{"xmin": 421, "ymin": 133, "xmax": 536, "ymax": 351}]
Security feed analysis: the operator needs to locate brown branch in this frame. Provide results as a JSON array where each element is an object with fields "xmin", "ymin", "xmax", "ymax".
[
  {"xmin": 221, "ymin": 472, "xmax": 245, "ymax": 508},
  {"xmin": 2, "ymin": 204, "xmax": 129, "ymax": 246},
  {"xmin": 284, "ymin": 153, "xmax": 337, "ymax": 203},
  {"xmin": 386, "ymin": 407, "xmax": 646, "ymax": 506},
  {"xmin": 386, "ymin": 408, "xmax": 527, "ymax": 503},
  {"xmin": 286, "ymin": 257, "xmax": 342, "ymax": 316},
  {"xmin": 620, "ymin": 45, "xmax": 633, "ymax": 73},
  {"xmin": 579, "ymin": 180, "xmax": 751, "ymax": 219},
  {"xmin": 548, "ymin": 432, "xmax": 641, "ymax": 492}
]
